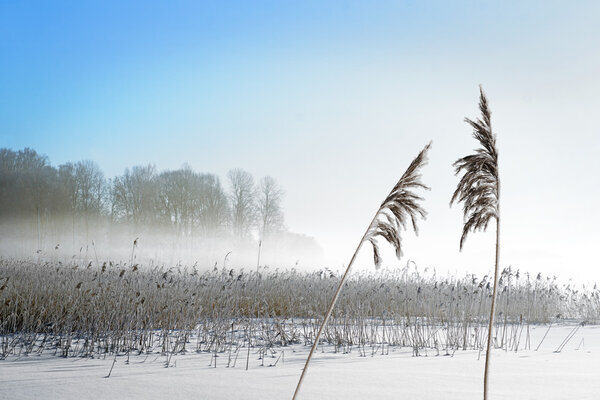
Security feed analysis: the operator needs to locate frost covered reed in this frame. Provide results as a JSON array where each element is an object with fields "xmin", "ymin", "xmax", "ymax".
[
  {"xmin": 0, "ymin": 258, "xmax": 597, "ymax": 362},
  {"xmin": 451, "ymin": 86, "xmax": 500, "ymax": 400},
  {"xmin": 293, "ymin": 142, "xmax": 431, "ymax": 400}
]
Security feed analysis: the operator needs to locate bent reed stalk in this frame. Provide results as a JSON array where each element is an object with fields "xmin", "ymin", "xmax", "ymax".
[{"xmin": 292, "ymin": 142, "xmax": 432, "ymax": 400}]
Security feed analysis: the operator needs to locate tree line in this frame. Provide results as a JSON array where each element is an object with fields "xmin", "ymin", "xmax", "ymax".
[{"xmin": 0, "ymin": 147, "xmax": 285, "ymax": 253}]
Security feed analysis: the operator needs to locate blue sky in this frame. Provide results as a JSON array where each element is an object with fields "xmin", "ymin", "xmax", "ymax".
[{"xmin": 2, "ymin": 1, "xmax": 599, "ymax": 282}]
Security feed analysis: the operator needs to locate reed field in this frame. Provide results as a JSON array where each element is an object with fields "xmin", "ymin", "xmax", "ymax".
[{"xmin": 1, "ymin": 257, "xmax": 597, "ymax": 363}]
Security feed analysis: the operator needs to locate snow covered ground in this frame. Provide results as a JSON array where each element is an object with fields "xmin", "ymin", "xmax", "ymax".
[{"xmin": 1, "ymin": 324, "xmax": 598, "ymax": 400}]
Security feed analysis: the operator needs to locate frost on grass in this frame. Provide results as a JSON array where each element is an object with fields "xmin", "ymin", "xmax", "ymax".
[
  {"xmin": 1, "ymin": 259, "xmax": 599, "ymax": 399},
  {"xmin": 0, "ymin": 259, "xmax": 598, "ymax": 360}
]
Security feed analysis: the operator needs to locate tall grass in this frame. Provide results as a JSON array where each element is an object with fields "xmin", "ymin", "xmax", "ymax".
[{"xmin": 1, "ymin": 258, "xmax": 597, "ymax": 362}]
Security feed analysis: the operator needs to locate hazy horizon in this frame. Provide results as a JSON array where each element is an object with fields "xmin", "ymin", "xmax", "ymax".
[{"xmin": 2, "ymin": 1, "xmax": 599, "ymax": 284}]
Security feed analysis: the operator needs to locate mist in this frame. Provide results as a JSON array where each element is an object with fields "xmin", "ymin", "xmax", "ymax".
[
  {"xmin": 0, "ymin": 217, "xmax": 323, "ymax": 270},
  {"xmin": 0, "ymin": 148, "xmax": 323, "ymax": 270}
]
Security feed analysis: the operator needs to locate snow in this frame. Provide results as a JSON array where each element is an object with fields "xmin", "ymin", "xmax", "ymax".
[{"xmin": 1, "ymin": 324, "xmax": 598, "ymax": 400}]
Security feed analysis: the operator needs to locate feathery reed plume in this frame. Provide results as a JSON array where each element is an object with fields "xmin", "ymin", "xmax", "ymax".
[
  {"xmin": 292, "ymin": 142, "xmax": 431, "ymax": 400},
  {"xmin": 367, "ymin": 143, "xmax": 430, "ymax": 267},
  {"xmin": 450, "ymin": 86, "xmax": 500, "ymax": 400}
]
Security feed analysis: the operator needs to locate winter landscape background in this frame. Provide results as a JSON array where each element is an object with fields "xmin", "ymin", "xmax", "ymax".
[{"xmin": 1, "ymin": 1, "xmax": 599, "ymax": 399}]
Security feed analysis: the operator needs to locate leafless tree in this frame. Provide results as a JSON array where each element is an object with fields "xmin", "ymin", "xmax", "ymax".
[
  {"xmin": 0, "ymin": 148, "xmax": 54, "ymax": 248},
  {"xmin": 195, "ymin": 173, "xmax": 229, "ymax": 235},
  {"xmin": 1, "ymin": 147, "xmax": 286, "ymax": 253},
  {"xmin": 74, "ymin": 160, "xmax": 106, "ymax": 241},
  {"xmin": 111, "ymin": 165, "xmax": 157, "ymax": 226},
  {"xmin": 256, "ymin": 176, "xmax": 284, "ymax": 239},
  {"xmin": 227, "ymin": 168, "xmax": 256, "ymax": 239},
  {"xmin": 156, "ymin": 166, "xmax": 229, "ymax": 236}
]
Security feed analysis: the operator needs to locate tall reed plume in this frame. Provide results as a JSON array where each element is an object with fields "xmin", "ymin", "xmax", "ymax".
[
  {"xmin": 451, "ymin": 85, "xmax": 500, "ymax": 400},
  {"xmin": 292, "ymin": 141, "xmax": 431, "ymax": 399}
]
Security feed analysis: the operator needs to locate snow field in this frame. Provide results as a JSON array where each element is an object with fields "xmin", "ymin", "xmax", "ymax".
[{"xmin": 1, "ymin": 324, "xmax": 598, "ymax": 400}]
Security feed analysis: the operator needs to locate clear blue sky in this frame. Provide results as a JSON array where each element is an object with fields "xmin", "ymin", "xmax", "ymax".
[{"xmin": 2, "ymin": 1, "xmax": 599, "ymax": 283}]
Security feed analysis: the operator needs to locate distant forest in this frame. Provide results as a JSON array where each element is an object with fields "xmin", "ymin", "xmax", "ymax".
[{"xmin": 0, "ymin": 148, "xmax": 319, "ymax": 266}]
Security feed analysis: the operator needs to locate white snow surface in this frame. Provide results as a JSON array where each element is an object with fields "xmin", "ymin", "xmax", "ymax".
[{"xmin": 1, "ymin": 324, "xmax": 599, "ymax": 400}]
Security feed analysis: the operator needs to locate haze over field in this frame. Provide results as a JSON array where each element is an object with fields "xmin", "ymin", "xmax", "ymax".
[{"xmin": 1, "ymin": 1, "xmax": 599, "ymax": 283}]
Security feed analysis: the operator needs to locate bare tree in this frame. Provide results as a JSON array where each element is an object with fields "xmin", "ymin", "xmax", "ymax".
[
  {"xmin": 58, "ymin": 163, "xmax": 77, "ymax": 212},
  {"xmin": 58, "ymin": 163, "xmax": 78, "ymax": 250},
  {"xmin": 0, "ymin": 147, "xmax": 288, "ymax": 255},
  {"xmin": 111, "ymin": 165, "xmax": 157, "ymax": 226},
  {"xmin": 0, "ymin": 149, "xmax": 86, "ymax": 251},
  {"xmin": 227, "ymin": 169, "xmax": 256, "ymax": 239},
  {"xmin": 155, "ymin": 168, "xmax": 229, "ymax": 236},
  {"xmin": 0, "ymin": 149, "xmax": 19, "ymax": 217},
  {"xmin": 256, "ymin": 176, "xmax": 284, "ymax": 239},
  {"xmin": 3, "ymin": 148, "xmax": 54, "ymax": 249},
  {"xmin": 450, "ymin": 86, "xmax": 500, "ymax": 400},
  {"xmin": 195, "ymin": 173, "xmax": 229, "ymax": 235},
  {"xmin": 74, "ymin": 160, "xmax": 106, "ymax": 242},
  {"xmin": 156, "ymin": 167, "xmax": 195, "ymax": 236}
]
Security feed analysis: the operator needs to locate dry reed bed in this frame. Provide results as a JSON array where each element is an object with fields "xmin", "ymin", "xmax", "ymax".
[{"xmin": 0, "ymin": 258, "xmax": 598, "ymax": 361}]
